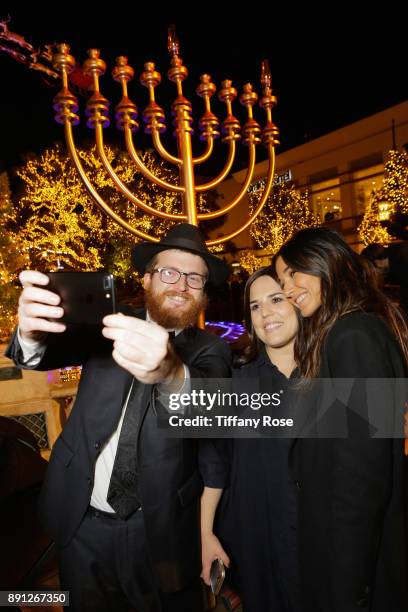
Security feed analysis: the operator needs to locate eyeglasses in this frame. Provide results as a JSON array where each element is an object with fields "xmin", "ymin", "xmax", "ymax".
[{"xmin": 151, "ymin": 267, "xmax": 207, "ymax": 289}]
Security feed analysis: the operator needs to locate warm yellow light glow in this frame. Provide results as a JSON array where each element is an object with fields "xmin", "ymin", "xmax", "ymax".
[
  {"xmin": 0, "ymin": 145, "xmax": 213, "ymax": 340},
  {"xmin": 248, "ymin": 181, "xmax": 319, "ymax": 253},
  {"xmin": 238, "ymin": 250, "xmax": 261, "ymax": 274},
  {"xmin": 358, "ymin": 149, "xmax": 408, "ymax": 245},
  {"xmin": 0, "ymin": 172, "xmax": 30, "ymax": 341}
]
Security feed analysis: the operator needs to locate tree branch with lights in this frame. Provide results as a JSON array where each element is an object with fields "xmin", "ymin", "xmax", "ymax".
[
  {"xmin": 359, "ymin": 149, "xmax": 408, "ymax": 245},
  {"xmin": 0, "ymin": 172, "xmax": 30, "ymax": 341},
  {"xmin": 248, "ymin": 180, "xmax": 319, "ymax": 253},
  {"xmin": 13, "ymin": 145, "xmax": 182, "ymax": 273},
  {"xmin": 1, "ymin": 145, "xmax": 213, "ymax": 340}
]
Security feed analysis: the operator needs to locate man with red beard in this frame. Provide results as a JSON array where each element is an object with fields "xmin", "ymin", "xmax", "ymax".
[{"xmin": 6, "ymin": 224, "xmax": 231, "ymax": 612}]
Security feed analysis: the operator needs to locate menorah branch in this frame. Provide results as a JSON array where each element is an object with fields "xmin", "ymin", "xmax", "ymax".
[
  {"xmin": 124, "ymin": 127, "xmax": 185, "ymax": 194},
  {"xmin": 195, "ymin": 140, "xmax": 236, "ymax": 193},
  {"xmin": 95, "ymin": 124, "xmax": 184, "ymax": 220},
  {"xmin": 152, "ymin": 130, "xmax": 182, "ymax": 165},
  {"xmin": 65, "ymin": 121, "xmax": 160, "ymax": 240},
  {"xmin": 193, "ymin": 138, "xmax": 214, "ymax": 165},
  {"xmin": 197, "ymin": 143, "xmax": 256, "ymax": 220},
  {"xmin": 206, "ymin": 145, "xmax": 275, "ymax": 245}
]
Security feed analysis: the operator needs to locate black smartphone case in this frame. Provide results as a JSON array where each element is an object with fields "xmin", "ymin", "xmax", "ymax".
[{"xmin": 46, "ymin": 272, "xmax": 116, "ymax": 327}]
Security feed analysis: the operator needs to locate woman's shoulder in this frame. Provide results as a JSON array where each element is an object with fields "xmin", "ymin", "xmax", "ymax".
[
  {"xmin": 232, "ymin": 361, "xmax": 258, "ymax": 378},
  {"xmin": 324, "ymin": 310, "xmax": 405, "ymax": 377},
  {"xmin": 232, "ymin": 350, "xmax": 288, "ymax": 381},
  {"xmin": 232, "ymin": 350, "xmax": 269, "ymax": 377},
  {"xmin": 329, "ymin": 310, "xmax": 393, "ymax": 340}
]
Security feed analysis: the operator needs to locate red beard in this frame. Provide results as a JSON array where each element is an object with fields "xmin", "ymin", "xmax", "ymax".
[{"xmin": 145, "ymin": 287, "xmax": 208, "ymax": 329}]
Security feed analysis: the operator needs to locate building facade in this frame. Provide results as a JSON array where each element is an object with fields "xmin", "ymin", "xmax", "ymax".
[{"xmin": 211, "ymin": 100, "xmax": 408, "ymax": 262}]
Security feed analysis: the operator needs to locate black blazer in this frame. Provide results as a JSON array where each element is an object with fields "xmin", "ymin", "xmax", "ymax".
[
  {"xmin": 291, "ymin": 311, "xmax": 408, "ymax": 612},
  {"xmin": 5, "ymin": 308, "xmax": 232, "ymax": 592}
]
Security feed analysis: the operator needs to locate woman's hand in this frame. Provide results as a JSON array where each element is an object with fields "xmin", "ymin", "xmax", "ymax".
[{"xmin": 201, "ymin": 531, "xmax": 230, "ymax": 585}]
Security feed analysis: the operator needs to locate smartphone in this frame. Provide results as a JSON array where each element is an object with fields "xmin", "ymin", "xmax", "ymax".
[
  {"xmin": 210, "ymin": 558, "xmax": 225, "ymax": 596},
  {"xmin": 46, "ymin": 271, "xmax": 116, "ymax": 327}
]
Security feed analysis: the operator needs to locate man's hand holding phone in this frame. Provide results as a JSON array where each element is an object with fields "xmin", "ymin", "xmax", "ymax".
[
  {"xmin": 18, "ymin": 270, "xmax": 117, "ymax": 343},
  {"xmin": 18, "ymin": 270, "xmax": 66, "ymax": 343},
  {"xmin": 17, "ymin": 269, "xmax": 183, "ymax": 385}
]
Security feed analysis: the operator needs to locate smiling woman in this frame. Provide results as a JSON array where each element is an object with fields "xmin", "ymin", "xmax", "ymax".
[
  {"xmin": 274, "ymin": 226, "xmax": 408, "ymax": 378},
  {"xmin": 274, "ymin": 259, "xmax": 321, "ymax": 318},
  {"xmin": 273, "ymin": 227, "xmax": 408, "ymax": 611},
  {"xmin": 246, "ymin": 272, "xmax": 300, "ymax": 375},
  {"xmin": 201, "ymin": 267, "xmax": 302, "ymax": 612}
]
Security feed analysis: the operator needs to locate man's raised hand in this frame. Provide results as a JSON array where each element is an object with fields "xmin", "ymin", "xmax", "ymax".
[
  {"xmin": 102, "ymin": 313, "xmax": 183, "ymax": 384},
  {"xmin": 18, "ymin": 270, "xmax": 66, "ymax": 343}
]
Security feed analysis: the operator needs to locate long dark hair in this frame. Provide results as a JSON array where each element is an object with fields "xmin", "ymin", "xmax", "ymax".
[
  {"xmin": 239, "ymin": 266, "xmax": 301, "ymax": 366},
  {"xmin": 274, "ymin": 227, "xmax": 408, "ymax": 378}
]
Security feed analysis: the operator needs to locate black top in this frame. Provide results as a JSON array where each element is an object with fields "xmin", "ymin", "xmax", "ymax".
[
  {"xmin": 215, "ymin": 350, "xmax": 301, "ymax": 612},
  {"xmin": 320, "ymin": 310, "xmax": 406, "ymax": 378},
  {"xmin": 292, "ymin": 311, "xmax": 408, "ymax": 612}
]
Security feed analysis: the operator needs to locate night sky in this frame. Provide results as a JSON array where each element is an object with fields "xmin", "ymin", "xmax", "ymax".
[{"xmin": 0, "ymin": 6, "xmax": 406, "ymax": 175}]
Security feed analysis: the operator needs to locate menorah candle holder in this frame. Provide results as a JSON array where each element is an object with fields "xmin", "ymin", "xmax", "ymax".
[{"xmin": 52, "ymin": 27, "xmax": 279, "ymax": 246}]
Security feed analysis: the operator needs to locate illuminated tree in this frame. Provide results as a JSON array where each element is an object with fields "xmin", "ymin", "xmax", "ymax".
[
  {"xmin": 358, "ymin": 195, "xmax": 391, "ymax": 245},
  {"xmin": 238, "ymin": 250, "xmax": 261, "ymax": 275},
  {"xmin": 249, "ymin": 181, "xmax": 319, "ymax": 253},
  {"xmin": 379, "ymin": 149, "xmax": 408, "ymax": 215},
  {"xmin": 1, "ymin": 144, "xmax": 225, "ymax": 338},
  {"xmin": 0, "ymin": 172, "xmax": 30, "ymax": 341},
  {"xmin": 359, "ymin": 149, "xmax": 408, "ymax": 245},
  {"xmin": 14, "ymin": 145, "xmax": 209, "ymax": 279}
]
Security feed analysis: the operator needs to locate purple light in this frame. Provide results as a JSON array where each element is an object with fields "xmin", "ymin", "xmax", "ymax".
[{"xmin": 205, "ymin": 321, "xmax": 246, "ymax": 343}]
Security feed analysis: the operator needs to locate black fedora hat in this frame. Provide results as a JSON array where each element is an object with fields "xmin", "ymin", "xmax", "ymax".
[{"xmin": 132, "ymin": 223, "xmax": 229, "ymax": 287}]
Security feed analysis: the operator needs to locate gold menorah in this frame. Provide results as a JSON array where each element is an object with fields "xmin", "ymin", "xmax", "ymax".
[{"xmin": 51, "ymin": 26, "xmax": 279, "ymax": 246}]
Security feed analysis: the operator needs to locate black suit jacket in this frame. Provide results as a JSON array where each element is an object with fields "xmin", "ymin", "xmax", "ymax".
[
  {"xmin": 291, "ymin": 311, "xmax": 408, "ymax": 612},
  {"xmin": 5, "ymin": 308, "xmax": 232, "ymax": 592}
]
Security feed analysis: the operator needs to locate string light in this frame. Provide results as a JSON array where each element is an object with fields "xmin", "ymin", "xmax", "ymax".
[
  {"xmin": 359, "ymin": 149, "xmax": 408, "ymax": 245},
  {"xmin": 248, "ymin": 181, "xmax": 319, "ymax": 253},
  {"xmin": 15, "ymin": 145, "xmax": 189, "ymax": 275},
  {"xmin": 0, "ymin": 172, "xmax": 30, "ymax": 342},
  {"xmin": 1, "ymin": 145, "xmax": 212, "ymax": 340},
  {"xmin": 238, "ymin": 250, "xmax": 261, "ymax": 274}
]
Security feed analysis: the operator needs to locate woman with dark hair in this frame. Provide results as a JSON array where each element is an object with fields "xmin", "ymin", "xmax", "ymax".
[
  {"xmin": 200, "ymin": 267, "xmax": 301, "ymax": 612},
  {"xmin": 274, "ymin": 227, "xmax": 408, "ymax": 612}
]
